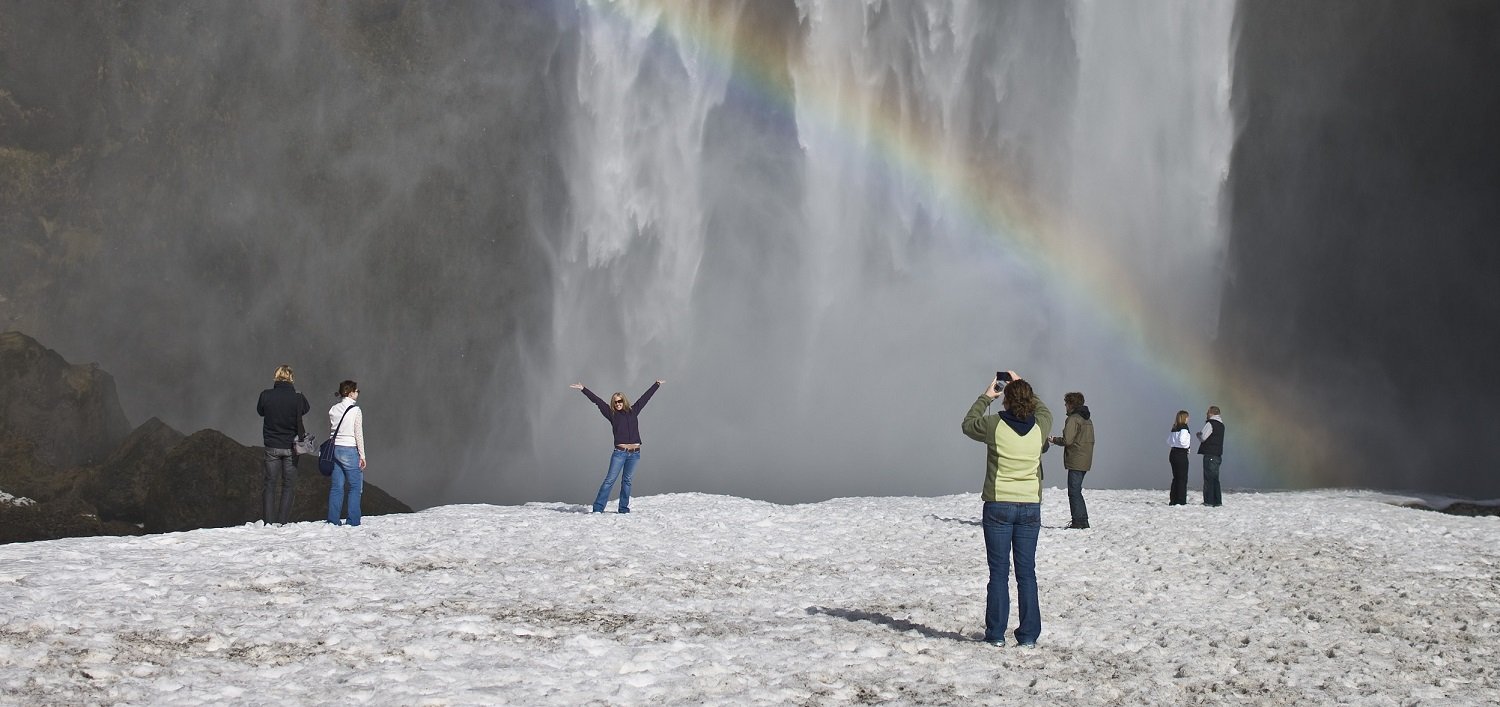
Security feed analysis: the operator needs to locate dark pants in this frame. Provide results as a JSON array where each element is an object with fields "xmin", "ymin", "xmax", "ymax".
[
  {"xmin": 262, "ymin": 447, "xmax": 297, "ymax": 524},
  {"xmin": 981, "ymin": 502, "xmax": 1041, "ymax": 645},
  {"xmin": 1169, "ymin": 448, "xmax": 1189, "ymax": 504},
  {"xmin": 1202, "ymin": 455, "xmax": 1223, "ymax": 506},
  {"xmin": 1066, "ymin": 469, "xmax": 1088, "ymax": 523}
]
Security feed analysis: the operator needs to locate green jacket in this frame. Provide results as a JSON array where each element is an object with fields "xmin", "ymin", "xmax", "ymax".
[
  {"xmin": 1058, "ymin": 406, "xmax": 1095, "ymax": 471},
  {"xmin": 961, "ymin": 393, "xmax": 1053, "ymax": 503}
]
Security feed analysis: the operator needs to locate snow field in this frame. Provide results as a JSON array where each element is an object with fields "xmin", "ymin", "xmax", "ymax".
[{"xmin": 1, "ymin": 488, "xmax": 1497, "ymax": 705}]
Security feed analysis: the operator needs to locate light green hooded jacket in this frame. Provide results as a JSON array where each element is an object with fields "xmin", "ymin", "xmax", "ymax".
[{"xmin": 961, "ymin": 393, "xmax": 1053, "ymax": 503}]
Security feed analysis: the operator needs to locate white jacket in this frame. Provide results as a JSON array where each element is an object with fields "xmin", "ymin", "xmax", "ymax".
[
  {"xmin": 329, "ymin": 397, "xmax": 366, "ymax": 460},
  {"xmin": 1169, "ymin": 428, "xmax": 1192, "ymax": 449}
]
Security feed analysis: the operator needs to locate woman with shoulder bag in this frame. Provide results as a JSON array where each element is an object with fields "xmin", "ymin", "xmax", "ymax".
[{"xmin": 327, "ymin": 380, "xmax": 366, "ymax": 526}]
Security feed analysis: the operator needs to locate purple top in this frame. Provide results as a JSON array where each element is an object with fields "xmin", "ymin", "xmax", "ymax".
[{"xmin": 581, "ymin": 382, "xmax": 660, "ymax": 446}]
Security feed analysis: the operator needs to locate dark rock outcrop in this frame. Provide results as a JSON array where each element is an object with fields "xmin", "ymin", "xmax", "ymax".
[
  {"xmin": 1, "ymin": 331, "xmax": 412, "ymax": 542},
  {"xmin": 82, "ymin": 417, "xmax": 186, "ymax": 523},
  {"xmin": 1223, "ymin": 2, "xmax": 1500, "ymax": 496},
  {"xmin": 0, "ymin": 431, "xmax": 63, "ymax": 502},
  {"xmin": 0, "ymin": 494, "xmax": 140, "ymax": 544},
  {"xmin": 142, "ymin": 428, "xmax": 411, "ymax": 534},
  {"xmin": 0, "ymin": 331, "xmax": 131, "ymax": 467}
]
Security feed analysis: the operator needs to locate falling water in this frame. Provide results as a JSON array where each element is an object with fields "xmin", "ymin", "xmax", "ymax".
[{"xmin": 500, "ymin": 0, "xmax": 1239, "ymax": 505}]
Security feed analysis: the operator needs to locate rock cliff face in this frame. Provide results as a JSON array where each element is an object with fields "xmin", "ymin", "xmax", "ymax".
[
  {"xmin": 0, "ymin": 331, "xmax": 411, "ymax": 543},
  {"xmin": 0, "ymin": 331, "xmax": 131, "ymax": 467},
  {"xmin": 1222, "ymin": 1, "xmax": 1500, "ymax": 496},
  {"xmin": 0, "ymin": 2, "xmax": 567, "ymax": 511},
  {"xmin": 83, "ymin": 416, "xmax": 185, "ymax": 523}
]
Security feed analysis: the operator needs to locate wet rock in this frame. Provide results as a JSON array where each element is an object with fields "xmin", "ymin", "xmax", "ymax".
[
  {"xmin": 0, "ymin": 331, "xmax": 131, "ymax": 467},
  {"xmin": 142, "ymin": 428, "xmax": 411, "ymax": 533},
  {"xmin": 83, "ymin": 417, "xmax": 186, "ymax": 523}
]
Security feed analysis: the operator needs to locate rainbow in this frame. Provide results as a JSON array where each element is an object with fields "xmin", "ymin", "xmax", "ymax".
[{"xmin": 577, "ymin": 0, "xmax": 1341, "ymax": 489}]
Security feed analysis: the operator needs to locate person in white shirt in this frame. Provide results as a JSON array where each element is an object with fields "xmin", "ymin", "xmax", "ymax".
[
  {"xmin": 327, "ymin": 380, "xmax": 366, "ymax": 526},
  {"xmin": 1168, "ymin": 410, "xmax": 1192, "ymax": 505}
]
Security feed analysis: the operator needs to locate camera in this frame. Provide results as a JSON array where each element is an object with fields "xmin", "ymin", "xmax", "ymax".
[{"xmin": 994, "ymin": 371, "xmax": 1012, "ymax": 392}]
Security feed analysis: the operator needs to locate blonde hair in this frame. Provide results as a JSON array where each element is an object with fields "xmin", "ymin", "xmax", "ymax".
[
  {"xmin": 610, "ymin": 392, "xmax": 632, "ymax": 413},
  {"xmin": 274, "ymin": 365, "xmax": 294, "ymax": 383},
  {"xmin": 1173, "ymin": 410, "xmax": 1190, "ymax": 429}
]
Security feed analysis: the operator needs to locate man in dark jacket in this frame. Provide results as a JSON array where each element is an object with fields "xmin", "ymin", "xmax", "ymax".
[
  {"xmin": 1049, "ymin": 392, "xmax": 1095, "ymax": 529},
  {"xmin": 257, "ymin": 365, "xmax": 311, "ymax": 525},
  {"xmin": 1197, "ymin": 405, "xmax": 1225, "ymax": 507}
]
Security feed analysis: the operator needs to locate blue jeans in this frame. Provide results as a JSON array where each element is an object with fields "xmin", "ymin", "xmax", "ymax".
[
  {"xmin": 328, "ymin": 446, "xmax": 364, "ymax": 525},
  {"xmin": 981, "ymin": 501, "xmax": 1041, "ymax": 644},
  {"xmin": 1066, "ymin": 469, "xmax": 1088, "ymax": 523},
  {"xmin": 1202, "ymin": 455, "xmax": 1222, "ymax": 506},
  {"xmin": 593, "ymin": 448, "xmax": 640, "ymax": 513}
]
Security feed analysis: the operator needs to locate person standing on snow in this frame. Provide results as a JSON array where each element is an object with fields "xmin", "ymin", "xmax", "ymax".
[
  {"xmin": 1197, "ymin": 405, "xmax": 1226, "ymax": 507},
  {"xmin": 1168, "ymin": 410, "xmax": 1192, "ymax": 505},
  {"xmin": 570, "ymin": 380, "xmax": 663, "ymax": 514},
  {"xmin": 327, "ymin": 380, "xmax": 366, "ymax": 526},
  {"xmin": 1049, "ymin": 391, "xmax": 1095, "ymax": 529},
  {"xmin": 257, "ymin": 365, "xmax": 310, "ymax": 526},
  {"xmin": 962, "ymin": 371, "xmax": 1052, "ymax": 647}
]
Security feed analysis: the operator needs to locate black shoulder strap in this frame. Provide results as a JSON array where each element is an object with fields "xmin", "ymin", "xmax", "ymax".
[{"xmin": 331, "ymin": 404, "xmax": 355, "ymax": 438}]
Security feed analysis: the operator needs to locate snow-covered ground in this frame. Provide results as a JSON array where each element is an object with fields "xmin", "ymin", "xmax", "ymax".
[{"xmin": 2, "ymin": 488, "xmax": 1497, "ymax": 705}]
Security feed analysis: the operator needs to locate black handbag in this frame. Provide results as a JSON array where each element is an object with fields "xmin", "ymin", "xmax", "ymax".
[{"xmin": 319, "ymin": 405, "xmax": 355, "ymax": 476}]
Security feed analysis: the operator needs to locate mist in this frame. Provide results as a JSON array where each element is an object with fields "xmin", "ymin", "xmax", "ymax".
[
  {"xmin": 4, "ymin": 0, "xmax": 1494, "ymax": 508},
  {"xmin": 1221, "ymin": 0, "xmax": 1500, "ymax": 498},
  {"xmin": 2, "ymin": 1, "xmax": 572, "ymax": 509},
  {"xmin": 462, "ymin": 0, "xmax": 1239, "ymax": 506}
]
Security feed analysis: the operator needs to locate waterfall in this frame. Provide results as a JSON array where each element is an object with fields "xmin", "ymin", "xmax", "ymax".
[
  {"xmin": 513, "ymin": 0, "xmax": 1238, "ymax": 505},
  {"xmin": 1065, "ymin": 0, "xmax": 1236, "ymax": 346}
]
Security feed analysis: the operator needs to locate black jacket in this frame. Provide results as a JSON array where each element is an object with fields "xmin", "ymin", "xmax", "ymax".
[{"xmin": 257, "ymin": 381, "xmax": 311, "ymax": 449}]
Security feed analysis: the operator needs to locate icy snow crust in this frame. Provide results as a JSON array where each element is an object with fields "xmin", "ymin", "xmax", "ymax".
[
  {"xmin": 2, "ymin": 489, "xmax": 1497, "ymax": 704},
  {"xmin": 0, "ymin": 490, "xmax": 34, "ymax": 507}
]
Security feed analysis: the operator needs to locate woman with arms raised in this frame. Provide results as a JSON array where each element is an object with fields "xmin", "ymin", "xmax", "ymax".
[{"xmin": 570, "ymin": 380, "xmax": 663, "ymax": 514}]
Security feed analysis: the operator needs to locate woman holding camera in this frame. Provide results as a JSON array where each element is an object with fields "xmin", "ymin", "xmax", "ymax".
[
  {"xmin": 961, "ymin": 371, "xmax": 1052, "ymax": 647},
  {"xmin": 570, "ymin": 380, "xmax": 663, "ymax": 513},
  {"xmin": 1168, "ymin": 410, "xmax": 1192, "ymax": 505}
]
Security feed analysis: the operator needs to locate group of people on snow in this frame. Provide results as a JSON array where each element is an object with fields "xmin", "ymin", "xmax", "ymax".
[
  {"xmin": 255, "ymin": 366, "xmax": 365, "ymax": 526},
  {"xmin": 962, "ymin": 371, "xmax": 1227, "ymax": 646},
  {"xmin": 255, "ymin": 363, "xmax": 1229, "ymax": 648}
]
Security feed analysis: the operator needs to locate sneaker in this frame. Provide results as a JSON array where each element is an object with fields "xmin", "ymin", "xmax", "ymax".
[
  {"xmin": 1015, "ymin": 642, "xmax": 1037, "ymax": 648},
  {"xmin": 1065, "ymin": 520, "xmax": 1090, "ymax": 529}
]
